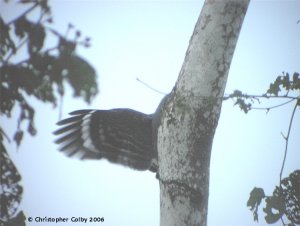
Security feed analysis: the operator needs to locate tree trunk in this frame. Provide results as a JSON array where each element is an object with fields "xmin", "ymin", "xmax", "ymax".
[{"xmin": 158, "ymin": 0, "xmax": 250, "ymax": 226}]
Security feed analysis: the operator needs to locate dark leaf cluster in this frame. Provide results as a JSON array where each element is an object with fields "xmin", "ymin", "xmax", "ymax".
[
  {"xmin": 0, "ymin": 211, "xmax": 26, "ymax": 226},
  {"xmin": 0, "ymin": 17, "xmax": 16, "ymax": 61},
  {"xmin": 267, "ymin": 72, "xmax": 300, "ymax": 96},
  {"xmin": 224, "ymin": 72, "xmax": 300, "ymax": 113},
  {"xmin": 247, "ymin": 187, "xmax": 265, "ymax": 222},
  {"xmin": 223, "ymin": 89, "xmax": 258, "ymax": 113},
  {"xmin": 0, "ymin": 135, "xmax": 24, "ymax": 224},
  {"xmin": 1, "ymin": 0, "xmax": 98, "ymax": 223},
  {"xmin": 234, "ymin": 72, "xmax": 300, "ymax": 226},
  {"xmin": 0, "ymin": 0, "xmax": 98, "ymax": 147},
  {"xmin": 247, "ymin": 170, "xmax": 300, "ymax": 225}
]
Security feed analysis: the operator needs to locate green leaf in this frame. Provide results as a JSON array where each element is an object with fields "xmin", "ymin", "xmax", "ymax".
[
  {"xmin": 280, "ymin": 170, "xmax": 300, "ymax": 224},
  {"xmin": 234, "ymin": 98, "xmax": 251, "ymax": 113},
  {"xmin": 27, "ymin": 121, "xmax": 37, "ymax": 136},
  {"xmin": 281, "ymin": 73, "xmax": 290, "ymax": 90},
  {"xmin": 14, "ymin": 16, "xmax": 32, "ymax": 39},
  {"xmin": 292, "ymin": 72, "xmax": 300, "ymax": 90},
  {"xmin": 0, "ymin": 16, "xmax": 16, "ymax": 58},
  {"xmin": 266, "ymin": 72, "xmax": 299, "ymax": 95},
  {"xmin": 267, "ymin": 78, "xmax": 281, "ymax": 96},
  {"xmin": 39, "ymin": 0, "xmax": 51, "ymax": 14},
  {"xmin": 13, "ymin": 130, "xmax": 24, "ymax": 147},
  {"xmin": 58, "ymin": 37, "xmax": 76, "ymax": 56},
  {"xmin": 1, "ymin": 64, "xmax": 55, "ymax": 104},
  {"xmin": 64, "ymin": 55, "xmax": 98, "ymax": 103},
  {"xmin": 28, "ymin": 24, "xmax": 46, "ymax": 54},
  {"xmin": 29, "ymin": 53, "xmax": 57, "ymax": 77},
  {"xmin": 14, "ymin": 16, "xmax": 46, "ymax": 54},
  {"xmin": 247, "ymin": 187, "xmax": 265, "ymax": 210},
  {"xmin": 247, "ymin": 187, "xmax": 265, "ymax": 222},
  {"xmin": 232, "ymin": 89, "xmax": 243, "ymax": 97},
  {"xmin": 263, "ymin": 194, "xmax": 285, "ymax": 224}
]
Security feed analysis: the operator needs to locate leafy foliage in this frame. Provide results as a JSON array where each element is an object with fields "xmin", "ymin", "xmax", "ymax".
[
  {"xmin": 226, "ymin": 73, "xmax": 300, "ymax": 225},
  {"xmin": 0, "ymin": 211, "xmax": 26, "ymax": 226},
  {"xmin": 226, "ymin": 73, "xmax": 299, "ymax": 225},
  {"xmin": 0, "ymin": 132, "xmax": 24, "ymax": 225},
  {"xmin": 1, "ymin": 0, "xmax": 98, "ymax": 147},
  {"xmin": 224, "ymin": 72, "xmax": 300, "ymax": 113},
  {"xmin": 0, "ymin": 0, "xmax": 98, "ymax": 224},
  {"xmin": 247, "ymin": 170, "xmax": 300, "ymax": 225},
  {"xmin": 247, "ymin": 187, "xmax": 265, "ymax": 222},
  {"xmin": 267, "ymin": 72, "xmax": 300, "ymax": 96}
]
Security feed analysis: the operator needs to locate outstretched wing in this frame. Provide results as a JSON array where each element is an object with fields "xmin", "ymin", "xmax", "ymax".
[{"xmin": 54, "ymin": 109, "xmax": 155, "ymax": 171}]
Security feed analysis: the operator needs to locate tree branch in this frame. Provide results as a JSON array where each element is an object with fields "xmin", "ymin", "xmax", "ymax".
[
  {"xmin": 279, "ymin": 102, "xmax": 298, "ymax": 183},
  {"xmin": 2, "ymin": 36, "xmax": 29, "ymax": 64},
  {"xmin": 136, "ymin": 77, "xmax": 166, "ymax": 95},
  {"xmin": 251, "ymin": 98, "xmax": 298, "ymax": 112},
  {"xmin": 158, "ymin": 1, "xmax": 250, "ymax": 225}
]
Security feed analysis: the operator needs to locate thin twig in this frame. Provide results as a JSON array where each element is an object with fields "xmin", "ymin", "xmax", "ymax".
[
  {"xmin": 136, "ymin": 77, "xmax": 166, "ymax": 95},
  {"xmin": 3, "ymin": 36, "xmax": 29, "ymax": 64},
  {"xmin": 251, "ymin": 98, "xmax": 296, "ymax": 111},
  {"xmin": 279, "ymin": 101, "xmax": 298, "ymax": 183},
  {"xmin": 278, "ymin": 101, "xmax": 298, "ymax": 226},
  {"xmin": 224, "ymin": 93, "xmax": 299, "ymax": 100}
]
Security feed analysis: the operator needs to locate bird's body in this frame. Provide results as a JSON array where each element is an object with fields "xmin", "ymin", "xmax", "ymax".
[{"xmin": 54, "ymin": 95, "xmax": 168, "ymax": 172}]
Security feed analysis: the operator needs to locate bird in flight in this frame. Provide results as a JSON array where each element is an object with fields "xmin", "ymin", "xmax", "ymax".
[{"xmin": 54, "ymin": 95, "xmax": 168, "ymax": 173}]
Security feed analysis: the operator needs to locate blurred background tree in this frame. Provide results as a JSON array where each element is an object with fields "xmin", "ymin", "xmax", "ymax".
[{"xmin": 0, "ymin": 0, "xmax": 98, "ymax": 224}]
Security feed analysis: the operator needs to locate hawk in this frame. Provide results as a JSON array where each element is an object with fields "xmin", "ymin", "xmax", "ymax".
[{"xmin": 54, "ymin": 95, "xmax": 168, "ymax": 173}]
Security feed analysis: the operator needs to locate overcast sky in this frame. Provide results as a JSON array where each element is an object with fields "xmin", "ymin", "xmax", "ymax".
[{"xmin": 1, "ymin": 0, "xmax": 299, "ymax": 226}]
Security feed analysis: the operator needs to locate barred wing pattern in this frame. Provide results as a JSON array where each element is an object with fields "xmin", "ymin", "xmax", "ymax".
[{"xmin": 54, "ymin": 109, "xmax": 157, "ymax": 171}]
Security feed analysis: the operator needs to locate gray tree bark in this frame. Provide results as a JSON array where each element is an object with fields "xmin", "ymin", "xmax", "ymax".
[{"xmin": 158, "ymin": 0, "xmax": 250, "ymax": 226}]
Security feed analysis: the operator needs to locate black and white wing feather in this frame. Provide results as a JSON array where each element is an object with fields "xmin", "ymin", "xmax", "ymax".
[{"xmin": 54, "ymin": 109, "xmax": 155, "ymax": 171}]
